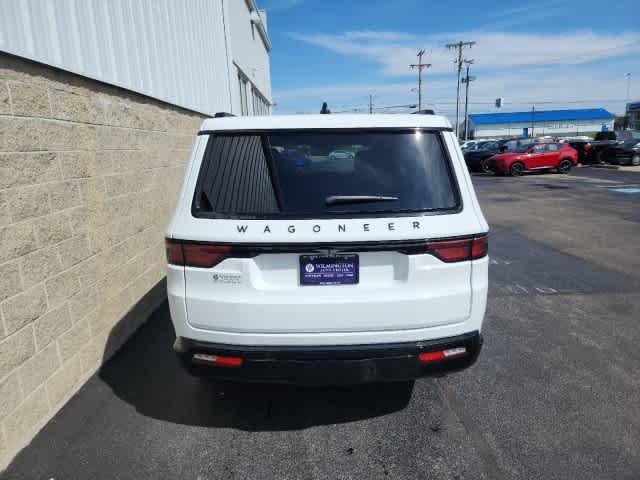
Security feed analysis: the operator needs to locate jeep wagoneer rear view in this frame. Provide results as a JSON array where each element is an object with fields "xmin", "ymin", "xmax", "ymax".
[{"xmin": 166, "ymin": 114, "xmax": 488, "ymax": 384}]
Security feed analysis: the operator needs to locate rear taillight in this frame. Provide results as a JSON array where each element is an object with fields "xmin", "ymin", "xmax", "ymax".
[
  {"xmin": 471, "ymin": 235, "xmax": 488, "ymax": 259},
  {"xmin": 165, "ymin": 239, "xmax": 231, "ymax": 268},
  {"xmin": 427, "ymin": 238, "xmax": 471, "ymax": 262},
  {"xmin": 426, "ymin": 234, "xmax": 488, "ymax": 262},
  {"xmin": 166, "ymin": 239, "xmax": 184, "ymax": 265}
]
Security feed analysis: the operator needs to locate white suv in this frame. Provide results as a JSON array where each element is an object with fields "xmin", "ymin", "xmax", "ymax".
[{"xmin": 166, "ymin": 114, "xmax": 488, "ymax": 384}]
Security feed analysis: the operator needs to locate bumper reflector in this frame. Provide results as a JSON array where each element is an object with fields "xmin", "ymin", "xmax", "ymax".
[
  {"xmin": 418, "ymin": 347, "xmax": 467, "ymax": 363},
  {"xmin": 193, "ymin": 353, "xmax": 243, "ymax": 367}
]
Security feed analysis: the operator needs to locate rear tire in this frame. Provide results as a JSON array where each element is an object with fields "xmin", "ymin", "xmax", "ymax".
[
  {"xmin": 509, "ymin": 162, "xmax": 524, "ymax": 176},
  {"xmin": 480, "ymin": 157, "xmax": 491, "ymax": 173},
  {"xmin": 557, "ymin": 159, "xmax": 573, "ymax": 173},
  {"xmin": 632, "ymin": 154, "xmax": 640, "ymax": 166}
]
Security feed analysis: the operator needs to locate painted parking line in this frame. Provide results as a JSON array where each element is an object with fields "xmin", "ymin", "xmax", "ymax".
[
  {"xmin": 609, "ymin": 187, "xmax": 640, "ymax": 194},
  {"xmin": 597, "ymin": 184, "xmax": 640, "ymax": 188},
  {"xmin": 490, "ymin": 258, "xmax": 513, "ymax": 265},
  {"xmin": 499, "ymin": 283, "xmax": 558, "ymax": 295}
]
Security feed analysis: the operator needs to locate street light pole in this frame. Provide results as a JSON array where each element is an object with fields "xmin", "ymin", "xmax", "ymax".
[{"xmin": 625, "ymin": 72, "xmax": 631, "ymax": 102}]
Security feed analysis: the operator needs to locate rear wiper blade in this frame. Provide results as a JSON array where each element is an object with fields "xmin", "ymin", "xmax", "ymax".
[{"xmin": 325, "ymin": 195, "xmax": 399, "ymax": 206}]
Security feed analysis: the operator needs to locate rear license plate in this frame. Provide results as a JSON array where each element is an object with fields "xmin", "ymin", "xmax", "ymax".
[{"xmin": 299, "ymin": 254, "xmax": 359, "ymax": 285}]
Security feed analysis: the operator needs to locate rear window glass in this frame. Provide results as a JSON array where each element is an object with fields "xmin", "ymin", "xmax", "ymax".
[{"xmin": 192, "ymin": 130, "xmax": 459, "ymax": 218}]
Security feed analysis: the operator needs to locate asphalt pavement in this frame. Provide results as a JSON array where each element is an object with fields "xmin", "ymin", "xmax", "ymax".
[{"xmin": 3, "ymin": 167, "xmax": 640, "ymax": 480}]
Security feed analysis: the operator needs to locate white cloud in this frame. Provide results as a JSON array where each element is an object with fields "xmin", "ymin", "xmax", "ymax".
[
  {"xmin": 274, "ymin": 67, "xmax": 636, "ymax": 116},
  {"xmin": 275, "ymin": 82, "xmax": 417, "ymax": 100},
  {"xmin": 485, "ymin": 0, "xmax": 566, "ymax": 20},
  {"xmin": 288, "ymin": 30, "xmax": 640, "ymax": 76}
]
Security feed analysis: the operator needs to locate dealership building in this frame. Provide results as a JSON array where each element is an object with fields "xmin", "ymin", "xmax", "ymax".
[
  {"xmin": 468, "ymin": 108, "xmax": 615, "ymax": 138},
  {"xmin": 0, "ymin": 0, "xmax": 271, "ymax": 470}
]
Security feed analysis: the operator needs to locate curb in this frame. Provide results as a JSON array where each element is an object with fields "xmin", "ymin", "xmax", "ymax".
[{"xmin": 580, "ymin": 164, "xmax": 620, "ymax": 170}]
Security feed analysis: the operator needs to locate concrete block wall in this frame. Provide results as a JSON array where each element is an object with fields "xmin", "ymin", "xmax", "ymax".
[{"xmin": 0, "ymin": 52, "xmax": 205, "ymax": 469}]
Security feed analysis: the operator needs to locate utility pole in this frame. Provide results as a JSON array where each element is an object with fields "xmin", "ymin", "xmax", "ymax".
[
  {"xmin": 446, "ymin": 40, "xmax": 476, "ymax": 138},
  {"xmin": 461, "ymin": 60, "xmax": 476, "ymax": 141},
  {"xmin": 369, "ymin": 94, "xmax": 374, "ymax": 114},
  {"xmin": 531, "ymin": 105, "xmax": 536, "ymax": 138},
  {"xmin": 409, "ymin": 49, "xmax": 431, "ymax": 111},
  {"xmin": 624, "ymin": 72, "xmax": 631, "ymax": 102}
]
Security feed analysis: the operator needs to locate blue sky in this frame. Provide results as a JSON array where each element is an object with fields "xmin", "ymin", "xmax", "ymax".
[{"xmin": 260, "ymin": 0, "xmax": 640, "ymax": 118}]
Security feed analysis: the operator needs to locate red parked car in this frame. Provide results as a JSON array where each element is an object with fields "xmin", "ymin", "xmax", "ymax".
[{"xmin": 488, "ymin": 142, "xmax": 578, "ymax": 176}]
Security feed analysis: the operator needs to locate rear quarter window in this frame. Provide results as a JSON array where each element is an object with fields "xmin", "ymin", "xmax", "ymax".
[{"xmin": 192, "ymin": 130, "xmax": 460, "ymax": 219}]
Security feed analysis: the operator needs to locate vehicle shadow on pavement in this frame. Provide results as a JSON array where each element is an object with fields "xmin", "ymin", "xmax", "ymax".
[{"xmin": 99, "ymin": 302, "xmax": 414, "ymax": 431}]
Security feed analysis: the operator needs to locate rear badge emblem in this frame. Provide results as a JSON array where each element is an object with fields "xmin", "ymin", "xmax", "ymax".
[{"xmin": 212, "ymin": 273, "xmax": 242, "ymax": 284}]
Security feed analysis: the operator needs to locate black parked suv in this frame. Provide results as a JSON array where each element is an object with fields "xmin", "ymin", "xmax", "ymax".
[
  {"xmin": 463, "ymin": 138, "xmax": 536, "ymax": 172},
  {"xmin": 584, "ymin": 130, "xmax": 640, "ymax": 165},
  {"xmin": 610, "ymin": 130, "xmax": 640, "ymax": 166},
  {"xmin": 463, "ymin": 140, "xmax": 509, "ymax": 172}
]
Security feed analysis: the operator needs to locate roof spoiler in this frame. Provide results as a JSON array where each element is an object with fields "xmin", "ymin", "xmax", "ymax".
[
  {"xmin": 413, "ymin": 109, "xmax": 435, "ymax": 115},
  {"xmin": 214, "ymin": 112, "xmax": 235, "ymax": 118}
]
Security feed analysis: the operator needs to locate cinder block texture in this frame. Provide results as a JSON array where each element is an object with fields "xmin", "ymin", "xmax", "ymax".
[{"xmin": 0, "ymin": 52, "xmax": 205, "ymax": 470}]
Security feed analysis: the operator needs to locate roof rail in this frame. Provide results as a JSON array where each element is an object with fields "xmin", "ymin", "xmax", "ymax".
[
  {"xmin": 413, "ymin": 109, "xmax": 435, "ymax": 115},
  {"xmin": 214, "ymin": 112, "xmax": 235, "ymax": 118}
]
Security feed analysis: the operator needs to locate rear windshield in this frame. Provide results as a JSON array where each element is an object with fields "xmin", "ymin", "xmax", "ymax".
[{"xmin": 192, "ymin": 130, "xmax": 459, "ymax": 219}]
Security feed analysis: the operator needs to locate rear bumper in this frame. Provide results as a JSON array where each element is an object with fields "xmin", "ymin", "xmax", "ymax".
[{"xmin": 175, "ymin": 331, "xmax": 482, "ymax": 385}]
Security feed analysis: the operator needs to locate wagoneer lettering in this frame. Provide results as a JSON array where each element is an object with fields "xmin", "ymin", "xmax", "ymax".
[{"xmin": 166, "ymin": 114, "xmax": 489, "ymax": 384}]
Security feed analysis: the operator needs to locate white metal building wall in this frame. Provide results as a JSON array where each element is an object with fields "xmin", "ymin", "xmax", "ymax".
[
  {"xmin": 228, "ymin": 0, "xmax": 271, "ymax": 99},
  {"xmin": 0, "ymin": 0, "xmax": 234, "ymax": 116}
]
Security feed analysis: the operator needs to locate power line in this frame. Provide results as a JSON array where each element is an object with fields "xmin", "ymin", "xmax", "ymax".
[
  {"xmin": 374, "ymin": 104, "xmax": 418, "ymax": 110},
  {"xmin": 334, "ymin": 97, "xmax": 629, "ymax": 115},
  {"xmin": 432, "ymin": 98, "xmax": 630, "ymax": 105}
]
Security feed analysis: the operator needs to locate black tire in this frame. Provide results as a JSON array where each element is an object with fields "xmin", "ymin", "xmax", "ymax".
[
  {"xmin": 509, "ymin": 162, "xmax": 524, "ymax": 176},
  {"xmin": 632, "ymin": 154, "xmax": 640, "ymax": 166},
  {"xmin": 557, "ymin": 158, "xmax": 573, "ymax": 173},
  {"xmin": 480, "ymin": 157, "xmax": 491, "ymax": 173},
  {"xmin": 595, "ymin": 150, "xmax": 604, "ymax": 164}
]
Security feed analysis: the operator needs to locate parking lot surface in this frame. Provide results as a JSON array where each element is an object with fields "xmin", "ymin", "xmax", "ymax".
[{"xmin": 2, "ymin": 167, "xmax": 639, "ymax": 480}]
